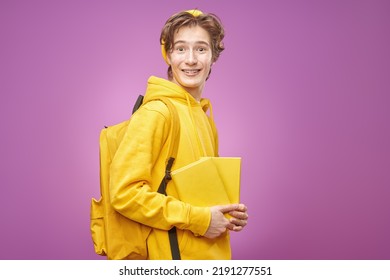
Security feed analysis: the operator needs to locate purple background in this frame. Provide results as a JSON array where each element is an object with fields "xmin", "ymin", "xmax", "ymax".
[{"xmin": 0, "ymin": 0, "xmax": 389, "ymax": 260}]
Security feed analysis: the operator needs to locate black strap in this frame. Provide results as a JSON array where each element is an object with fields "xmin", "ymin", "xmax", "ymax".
[
  {"xmin": 157, "ymin": 157, "xmax": 181, "ymax": 260},
  {"xmin": 168, "ymin": 227, "xmax": 180, "ymax": 260},
  {"xmin": 157, "ymin": 157, "xmax": 175, "ymax": 194},
  {"xmin": 132, "ymin": 95, "xmax": 144, "ymax": 114}
]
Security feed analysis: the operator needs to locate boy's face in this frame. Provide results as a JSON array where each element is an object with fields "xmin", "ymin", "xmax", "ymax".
[{"xmin": 167, "ymin": 25, "xmax": 213, "ymax": 99}]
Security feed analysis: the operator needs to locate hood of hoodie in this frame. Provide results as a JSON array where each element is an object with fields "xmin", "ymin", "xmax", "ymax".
[
  {"xmin": 144, "ymin": 76, "xmax": 211, "ymax": 112},
  {"xmin": 143, "ymin": 75, "xmax": 218, "ymax": 158}
]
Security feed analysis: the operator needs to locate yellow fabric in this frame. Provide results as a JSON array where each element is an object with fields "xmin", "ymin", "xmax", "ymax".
[
  {"xmin": 91, "ymin": 97, "xmax": 180, "ymax": 260},
  {"xmin": 161, "ymin": 9, "xmax": 203, "ymax": 64},
  {"xmin": 171, "ymin": 157, "xmax": 241, "ymax": 207},
  {"xmin": 186, "ymin": 9, "xmax": 203, "ymax": 17},
  {"xmin": 91, "ymin": 121, "xmax": 151, "ymax": 259},
  {"xmin": 109, "ymin": 76, "xmax": 232, "ymax": 259}
]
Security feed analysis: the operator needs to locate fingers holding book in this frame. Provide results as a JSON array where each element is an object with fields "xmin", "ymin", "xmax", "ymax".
[
  {"xmin": 228, "ymin": 203, "xmax": 248, "ymax": 232},
  {"xmin": 204, "ymin": 204, "xmax": 248, "ymax": 239},
  {"xmin": 203, "ymin": 205, "xmax": 230, "ymax": 239}
]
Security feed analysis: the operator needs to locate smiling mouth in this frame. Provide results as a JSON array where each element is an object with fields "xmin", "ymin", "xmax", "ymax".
[{"xmin": 182, "ymin": 69, "xmax": 201, "ymax": 75}]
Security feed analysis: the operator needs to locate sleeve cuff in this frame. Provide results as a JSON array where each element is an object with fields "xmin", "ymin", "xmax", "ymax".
[{"xmin": 186, "ymin": 205, "xmax": 211, "ymax": 236}]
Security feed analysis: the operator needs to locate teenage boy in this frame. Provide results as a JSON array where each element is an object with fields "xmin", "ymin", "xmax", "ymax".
[{"xmin": 110, "ymin": 9, "xmax": 248, "ymax": 260}]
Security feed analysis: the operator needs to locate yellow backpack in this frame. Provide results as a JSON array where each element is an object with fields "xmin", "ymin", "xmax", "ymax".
[{"xmin": 90, "ymin": 96, "xmax": 181, "ymax": 260}]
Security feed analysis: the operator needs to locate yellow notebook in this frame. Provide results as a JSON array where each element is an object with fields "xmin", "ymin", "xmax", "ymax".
[{"xmin": 171, "ymin": 157, "xmax": 241, "ymax": 207}]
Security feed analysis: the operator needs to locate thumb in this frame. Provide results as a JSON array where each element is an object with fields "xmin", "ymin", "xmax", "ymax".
[{"xmin": 216, "ymin": 204, "xmax": 239, "ymax": 214}]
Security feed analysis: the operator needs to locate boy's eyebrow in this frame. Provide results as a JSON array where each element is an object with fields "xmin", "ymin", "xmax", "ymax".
[{"xmin": 173, "ymin": 40, "xmax": 210, "ymax": 46}]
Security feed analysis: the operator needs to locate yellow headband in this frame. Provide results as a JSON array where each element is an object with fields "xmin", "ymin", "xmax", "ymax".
[{"xmin": 161, "ymin": 9, "xmax": 204, "ymax": 64}]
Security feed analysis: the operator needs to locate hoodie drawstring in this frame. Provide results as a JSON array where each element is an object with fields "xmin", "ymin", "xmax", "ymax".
[{"xmin": 201, "ymin": 99, "xmax": 219, "ymax": 157}]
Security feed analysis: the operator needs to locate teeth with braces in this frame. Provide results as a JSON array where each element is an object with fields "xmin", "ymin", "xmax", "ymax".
[{"xmin": 183, "ymin": 70, "xmax": 200, "ymax": 74}]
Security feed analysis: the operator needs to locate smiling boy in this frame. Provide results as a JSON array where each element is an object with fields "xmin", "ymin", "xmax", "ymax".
[
  {"xmin": 109, "ymin": 9, "xmax": 248, "ymax": 260},
  {"xmin": 165, "ymin": 25, "xmax": 211, "ymax": 100}
]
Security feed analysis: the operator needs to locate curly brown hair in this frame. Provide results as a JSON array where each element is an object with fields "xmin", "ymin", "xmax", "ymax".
[{"xmin": 160, "ymin": 10, "xmax": 225, "ymax": 80}]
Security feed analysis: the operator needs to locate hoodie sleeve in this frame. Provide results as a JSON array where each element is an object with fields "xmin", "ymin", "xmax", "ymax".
[{"xmin": 109, "ymin": 101, "xmax": 211, "ymax": 236}]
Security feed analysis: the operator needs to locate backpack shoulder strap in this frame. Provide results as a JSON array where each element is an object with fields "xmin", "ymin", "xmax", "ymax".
[
  {"xmin": 106, "ymin": 95, "xmax": 181, "ymax": 260},
  {"xmin": 140, "ymin": 96, "xmax": 180, "ymax": 164},
  {"xmin": 156, "ymin": 97, "xmax": 180, "ymax": 162},
  {"xmin": 142, "ymin": 97, "xmax": 181, "ymax": 260}
]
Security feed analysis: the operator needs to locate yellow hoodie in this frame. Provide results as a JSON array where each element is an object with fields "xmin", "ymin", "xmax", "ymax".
[{"xmin": 110, "ymin": 76, "xmax": 231, "ymax": 259}]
